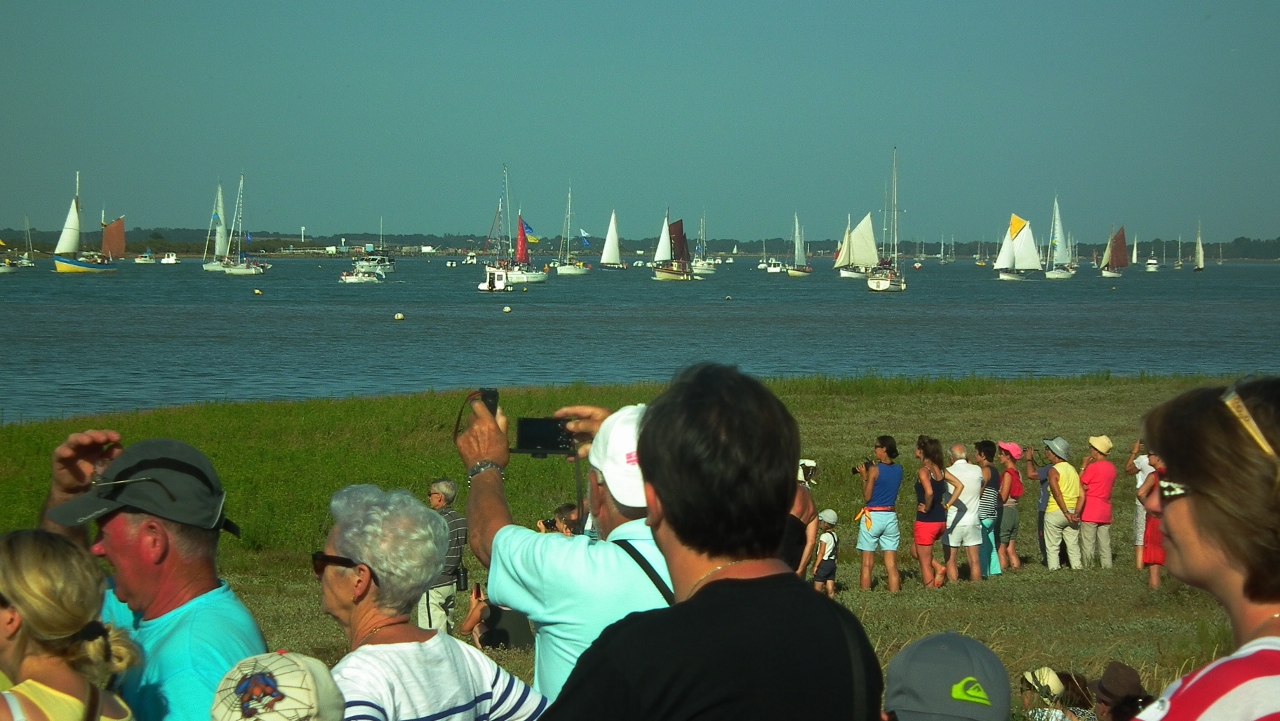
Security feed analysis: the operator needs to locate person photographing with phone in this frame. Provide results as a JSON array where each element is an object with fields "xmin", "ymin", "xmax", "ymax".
[{"xmin": 454, "ymin": 395, "xmax": 672, "ymax": 702}]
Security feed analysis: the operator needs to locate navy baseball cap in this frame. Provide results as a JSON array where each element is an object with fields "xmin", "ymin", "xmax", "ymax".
[
  {"xmin": 884, "ymin": 632, "xmax": 1010, "ymax": 721},
  {"xmin": 48, "ymin": 438, "xmax": 240, "ymax": 536}
]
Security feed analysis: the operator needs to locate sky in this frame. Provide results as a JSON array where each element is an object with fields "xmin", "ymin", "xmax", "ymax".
[{"xmin": 1, "ymin": 1, "xmax": 1276, "ymax": 244}]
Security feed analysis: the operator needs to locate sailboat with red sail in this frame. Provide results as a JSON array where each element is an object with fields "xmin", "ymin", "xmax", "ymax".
[
  {"xmin": 653, "ymin": 213, "xmax": 694, "ymax": 281},
  {"xmin": 53, "ymin": 172, "xmax": 119, "ymax": 273},
  {"xmin": 507, "ymin": 213, "xmax": 548, "ymax": 283},
  {"xmin": 1100, "ymin": 226, "xmax": 1128, "ymax": 278}
]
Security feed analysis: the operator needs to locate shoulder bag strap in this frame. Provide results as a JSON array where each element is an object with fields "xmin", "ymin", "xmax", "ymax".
[
  {"xmin": 82, "ymin": 684, "xmax": 100, "ymax": 721},
  {"xmin": 3, "ymin": 692, "xmax": 28, "ymax": 721},
  {"xmin": 612, "ymin": 539, "xmax": 675, "ymax": 606}
]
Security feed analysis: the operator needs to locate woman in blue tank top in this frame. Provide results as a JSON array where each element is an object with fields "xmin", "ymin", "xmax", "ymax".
[{"xmin": 854, "ymin": 435, "xmax": 903, "ymax": 592}]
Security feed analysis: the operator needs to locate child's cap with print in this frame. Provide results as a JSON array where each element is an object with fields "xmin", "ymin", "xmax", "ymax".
[
  {"xmin": 818, "ymin": 509, "xmax": 838, "ymax": 524},
  {"xmin": 883, "ymin": 632, "xmax": 1010, "ymax": 721},
  {"xmin": 211, "ymin": 651, "xmax": 344, "ymax": 721}
]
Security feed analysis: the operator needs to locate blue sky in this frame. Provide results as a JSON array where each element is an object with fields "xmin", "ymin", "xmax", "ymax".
[{"xmin": 1, "ymin": 1, "xmax": 1275, "ymax": 243}]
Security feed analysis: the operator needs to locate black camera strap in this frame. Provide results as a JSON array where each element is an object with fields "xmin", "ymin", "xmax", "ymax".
[{"xmin": 613, "ymin": 539, "xmax": 674, "ymax": 606}]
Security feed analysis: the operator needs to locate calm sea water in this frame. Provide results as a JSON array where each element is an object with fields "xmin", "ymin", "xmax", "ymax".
[{"xmin": 3, "ymin": 256, "xmax": 1278, "ymax": 422}]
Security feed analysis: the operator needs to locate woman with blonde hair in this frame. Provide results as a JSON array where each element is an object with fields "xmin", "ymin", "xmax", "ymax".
[
  {"xmin": 0, "ymin": 529, "xmax": 139, "ymax": 721},
  {"xmin": 1135, "ymin": 377, "xmax": 1280, "ymax": 720}
]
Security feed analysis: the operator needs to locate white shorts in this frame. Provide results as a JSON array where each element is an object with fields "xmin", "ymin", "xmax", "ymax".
[
  {"xmin": 1134, "ymin": 499, "xmax": 1146, "ymax": 546},
  {"xmin": 944, "ymin": 522, "xmax": 982, "ymax": 548}
]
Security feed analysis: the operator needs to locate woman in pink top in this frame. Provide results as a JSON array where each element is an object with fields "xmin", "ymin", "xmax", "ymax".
[{"xmin": 1078, "ymin": 435, "xmax": 1117, "ymax": 569}]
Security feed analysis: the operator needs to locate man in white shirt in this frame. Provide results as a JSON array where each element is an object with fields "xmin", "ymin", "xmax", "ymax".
[{"xmin": 944, "ymin": 443, "xmax": 984, "ymax": 582}]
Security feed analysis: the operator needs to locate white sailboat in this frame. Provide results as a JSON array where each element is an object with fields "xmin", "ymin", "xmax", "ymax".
[
  {"xmin": 17, "ymin": 215, "xmax": 37, "ymax": 267},
  {"xmin": 1194, "ymin": 222, "xmax": 1205, "ymax": 272},
  {"xmin": 599, "ymin": 211, "xmax": 626, "ymax": 270},
  {"xmin": 993, "ymin": 214, "xmax": 1042, "ymax": 281},
  {"xmin": 202, "ymin": 182, "xmax": 231, "ymax": 272},
  {"xmin": 555, "ymin": 187, "xmax": 589, "ymax": 276},
  {"xmin": 1045, "ymin": 197, "xmax": 1073, "ymax": 280},
  {"xmin": 834, "ymin": 213, "xmax": 879, "ymax": 278},
  {"xmin": 868, "ymin": 148, "xmax": 906, "ymax": 292},
  {"xmin": 1174, "ymin": 236, "xmax": 1184, "ymax": 270},
  {"xmin": 785, "ymin": 214, "xmax": 812, "ymax": 277},
  {"xmin": 222, "ymin": 175, "xmax": 266, "ymax": 276},
  {"xmin": 692, "ymin": 215, "xmax": 715, "ymax": 275}
]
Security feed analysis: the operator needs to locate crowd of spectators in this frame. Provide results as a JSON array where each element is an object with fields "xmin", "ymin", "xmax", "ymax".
[{"xmin": 0, "ymin": 370, "xmax": 1276, "ymax": 721}]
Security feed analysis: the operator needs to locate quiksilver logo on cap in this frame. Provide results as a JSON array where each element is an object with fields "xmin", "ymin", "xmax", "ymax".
[{"xmin": 951, "ymin": 677, "xmax": 990, "ymax": 706}]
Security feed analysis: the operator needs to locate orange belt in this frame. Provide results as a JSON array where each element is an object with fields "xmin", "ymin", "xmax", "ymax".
[{"xmin": 854, "ymin": 507, "xmax": 895, "ymax": 529}]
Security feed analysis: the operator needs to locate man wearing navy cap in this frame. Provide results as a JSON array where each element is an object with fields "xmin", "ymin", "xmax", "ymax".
[{"xmin": 40, "ymin": 429, "xmax": 266, "ymax": 721}]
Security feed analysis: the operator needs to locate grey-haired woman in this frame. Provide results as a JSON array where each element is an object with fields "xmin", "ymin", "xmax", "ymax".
[{"xmin": 317, "ymin": 485, "xmax": 546, "ymax": 721}]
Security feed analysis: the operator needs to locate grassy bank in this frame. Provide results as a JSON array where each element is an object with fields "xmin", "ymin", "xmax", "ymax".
[{"xmin": 0, "ymin": 374, "xmax": 1230, "ymax": 704}]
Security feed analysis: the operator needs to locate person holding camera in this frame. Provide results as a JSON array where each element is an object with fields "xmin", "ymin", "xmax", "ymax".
[
  {"xmin": 536, "ymin": 504, "xmax": 578, "ymax": 536},
  {"xmin": 417, "ymin": 478, "xmax": 468, "ymax": 634},
  {"xmin": 854, "ymin": 436, "xmax": 902, "ymax": 592},
  {"xmin": 455, "ymin": 402, "xmax": 672, "ymax": 703}
]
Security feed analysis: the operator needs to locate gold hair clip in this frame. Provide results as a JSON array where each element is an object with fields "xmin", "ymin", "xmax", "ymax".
[{"xmin": 1222, "ymin": 383, "xmax": 1278, "ymax": 458}]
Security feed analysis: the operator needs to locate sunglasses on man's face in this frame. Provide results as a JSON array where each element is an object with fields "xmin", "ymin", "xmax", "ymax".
[{"xmin": 311, "ymin": 551, "xmax": 380, "ymax": 585}]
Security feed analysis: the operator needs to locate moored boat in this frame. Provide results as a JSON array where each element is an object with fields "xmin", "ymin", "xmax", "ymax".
[
  {"xmin": 785, "ymin": 214, "xmax": 812, "ymax": 277},
  {"xmin": 868, "ymin": 149, "xmax": 906, "ymax": 292},
  {"xmin": 1044, "ymin": 196, "xmax": 1073, "ymax": 279}
]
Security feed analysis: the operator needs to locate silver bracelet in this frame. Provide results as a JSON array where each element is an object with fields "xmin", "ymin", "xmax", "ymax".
[{"xmin": 467, "ymin": 461, "xmax": 504, "ymax": 485}]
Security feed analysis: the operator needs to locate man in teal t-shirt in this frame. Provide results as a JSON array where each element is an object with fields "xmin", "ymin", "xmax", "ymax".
[{"xmin": 42, "ymin": 431, "xmax": 267, "ymax": 721}]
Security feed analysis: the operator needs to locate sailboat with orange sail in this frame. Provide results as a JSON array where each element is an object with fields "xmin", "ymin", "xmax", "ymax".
[{"xmin": 53, "ymin": 173, "xmax": 120, "ymax": 273}]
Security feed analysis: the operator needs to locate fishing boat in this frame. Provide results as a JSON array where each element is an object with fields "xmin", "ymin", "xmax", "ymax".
[
  {"xmin": 339, "ymin": 269, "xmax": 384, "ymax": 284},
  {"xmin": 652, "ymin": 212, "xmax": 694, "ymax": 281},
  {"xmin": 1195, "ymin": 222, "xmax": 1206, "ymax": 272},
  {"xmin": 201, "ymin": 181, "xmax": 231, "ymax": 272},
  {"xmin": 221, "ymin": 175, "xmax": 266, "ymax": 276},
  {"xmin": 555, "ymin": 187, "xmax": 589, "ymax": 276},
  {"xmin": 355, "ymin": 219, "xmax": 396, "ymax": 274},
  {"xmin": 868, "ymin": 149, "xmax": 906, "ymax": 293},
  {"xmin": 160, "ymin": 252, "xmax": 180, "ymax": 264},
  {"xmin": 785, "ymin": 214, "xmax": 812, "ymax": 277},
  {"xmin": 1044, "ymin": 197, "xmax": 1073, "ymax": 279},
  {"xmin": 833, "ymin": 213, "xmax": 879, "ymax": 278},
  {"xmin": 134, "ymin": 248, "xmax": 157, "ymax": 264},
  {"xmin": 478, "ymin": 266, "xmax": 514, "ymax": 292},
  {"xmin": 993, "ymin": 214, "xmax": 1042, "ymax": 281},
  {"xmin": 16, "ymin": 216, "xmax": 37, "ymax": 267},
  {"xmin": 1099, "ymin": 226, "xmax": 1128, "ymax": 278},
  {"xmin": 599, "ymin": 211, "xmax": 626, "ymax": 270},
  {"xmin": 1144, "ymin": 235, "xmax": 1159, "ymax": 273},
  {"xmin": 53, "ymin": 173, "xmax": 119, "ymax": 273},
  {"xmin": 691, "ymin": 216, "xmax": 715, "ymax": 275}
]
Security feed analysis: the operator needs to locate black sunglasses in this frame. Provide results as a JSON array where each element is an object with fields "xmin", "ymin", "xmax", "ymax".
[{"xmin": 311, "ymin": 551, "xmax": 380, "ymax": 585}]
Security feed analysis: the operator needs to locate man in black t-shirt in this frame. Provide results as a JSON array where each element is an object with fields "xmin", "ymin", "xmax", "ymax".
[{"xmin": 541, "ymin": 363, "xmax": 883, "ymax": 721}]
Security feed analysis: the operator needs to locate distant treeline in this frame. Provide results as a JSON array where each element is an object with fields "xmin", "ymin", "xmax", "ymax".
[{"xmin": 3, "ymin": 226, "xmax": 1277, "ymax": 260}]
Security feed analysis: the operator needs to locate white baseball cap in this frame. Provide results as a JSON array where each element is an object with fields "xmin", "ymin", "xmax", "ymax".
[
  {"xmin": 212, "ymin": 652, "xmax": 344, "ymax": 721},
  {"xmin": 818, "ymin": 509, "xmax": 838, "ymax": 524},
  {"xmin": 588, "ymin": 404, "xmax": 647, "ymax": 508}
]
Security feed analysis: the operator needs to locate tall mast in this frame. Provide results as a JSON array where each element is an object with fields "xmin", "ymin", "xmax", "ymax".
[
  {"xmin": 891, "ymin": 147, "xmax": 899, "ymax": 270},
  {"xmin": 879, "ymin": 184, "xmax": 888, "ymax": 260},
  {"xmin": 379, "ymin": 216, "xmax": 384, "ymax": 250},
  {"xmin": 503, "ymin": 165, "xmax": 513, "ymax": 258}
]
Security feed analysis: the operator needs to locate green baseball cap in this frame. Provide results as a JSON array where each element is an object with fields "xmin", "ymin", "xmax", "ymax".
[
  {"xmin": 884, "ymin": 632, "xmax": 1009, "ymax": 721},
  {"xmin": 48, "ymin": 438, "xmax": 240, "ymax": 536}
]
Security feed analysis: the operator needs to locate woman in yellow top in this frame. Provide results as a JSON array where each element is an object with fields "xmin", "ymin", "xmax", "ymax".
[
  {"xmin": 0, "ymin": 530, "xmax": 139, "ymax": 721},
  {"xmin": 1041, "ymin": 436, "xmax": 1083, "ymax": 570}
]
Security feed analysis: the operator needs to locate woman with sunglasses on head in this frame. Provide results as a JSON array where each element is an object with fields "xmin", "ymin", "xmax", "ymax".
[
  {"xmin": 317, "ymin": 485, "xmax": 546, "ymax": 721},
  {"xmin": 0, "ymin": 529, "xmax": 139, "ymax": 721},
  {"xmin": 1134, "ymin": 378, "xmax": 1280, "ymax": 721},
  {"xmin": 1135, "ymin": 451, "xmax": 1166, "ymax": 590}
]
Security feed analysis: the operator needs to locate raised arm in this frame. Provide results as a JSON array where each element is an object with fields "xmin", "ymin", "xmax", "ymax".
[
  {"xmin": 40, "ymin": 429, "xmax": 124, "ymax": 545},
  {"xmin": 1125, "ymin": 440, "xmax": 1142, "ymax": 475},
  {"xmin": 456, "ymin": 401, "xmax": 512, "ymax": 568}
]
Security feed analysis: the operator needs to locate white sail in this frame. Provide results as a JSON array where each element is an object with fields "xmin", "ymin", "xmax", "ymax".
[
  {"xmin": 848, "ymin": 213, "xmax": 879, "ymax": 267},
  {"xmin": 833, "ymin": 215, "xmax": 854, "ymax": 268},
  {"xmin": 214, "ymin": 183, "xmax": 230, "ymax": 257},
  {"xmin": 1195, "ymin": 224, "xmax": 1205, "ymax": 270},
  {"xmin": 54, "ymin": 196, "xmax": 81, "ymax": 255},
  {"xmin": 993, "ymin": 222, "xmax": 1017, "ymax": 270},
  {"xmin": 1130, "ymin": 233, "xmax": 1139, "ymax": 265},
  {"xmin": 1050, "ymin": 197, "xmax": 1070, "ymax": 265},
  {"xmin": 601, "ymin": 211, "xmax": 621, "ymax": 265},
  {"xmin": 1100, "ymin": 233, "xmax": 1113, "ymax": 268},
  {"xmin": 1012, "ymin": 221, "xmax": 1042, "ymax": 270},
  {"xmin": 654, "ymin": 213, "xmax": 671, "ymax": 262},
  {"xmin": 793, "ymin": 213, "xmax": 804, "ymax": 266}
]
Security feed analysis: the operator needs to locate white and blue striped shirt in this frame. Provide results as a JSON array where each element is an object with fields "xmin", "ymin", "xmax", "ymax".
[{"xmin": 333, "ymin": 634, "xmax": 546, "ymax": 721}]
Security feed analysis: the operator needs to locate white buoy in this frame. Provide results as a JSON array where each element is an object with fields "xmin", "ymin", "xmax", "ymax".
[
  {"xmin": 253, "ymin": 289, "xmax": 262, "ymax": 295},
  {"xmin": 522, "ymin": 287, "xmax": 528, "ymax": 292},
  {"xmin": 502, "ymin": 306, "xmax": 511, "ymax": 313},
  {"xmin": 725, "ymin": 295, "xmax": 732, "ymax": 301},
  {"xmin": 394, "ymin": 312, "xmax": 405, "ymax": 321}
]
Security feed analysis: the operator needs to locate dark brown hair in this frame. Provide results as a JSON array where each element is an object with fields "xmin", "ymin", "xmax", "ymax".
[
  {"xmin": 916, "ymin": 435, "xmax": 944, "ymax": 469},
  {"xmin": 1143, "ymin": 377, "xmax": 1280, "ymax": 601}
]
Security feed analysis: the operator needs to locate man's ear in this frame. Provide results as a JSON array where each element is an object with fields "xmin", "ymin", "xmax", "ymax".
[
  {"xmin": 643, "ymin": 482, "xmax": 663, "ymax": 528},
  {"xmin": 136, "ymin": 517, "xmax": 171, "ymax": 565}
]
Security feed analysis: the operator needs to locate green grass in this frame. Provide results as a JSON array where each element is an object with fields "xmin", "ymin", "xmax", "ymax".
[{"xmin": 0, "ymin": 374, "xmax": 1231, "ymax": 705}]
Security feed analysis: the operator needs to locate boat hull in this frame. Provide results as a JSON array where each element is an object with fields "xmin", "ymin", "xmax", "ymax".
[
  {"xmin": 786, "ymin": 267, "xmax": 812, "ymax": 277},
  {"xmin": 507, "ymin": 270, "xmax": 548, "ymax": 283},
  {"xmin": 837, "ymin": 267, "xmax": 867, "ymax": 278},
  {"xmin": 997, "ymin": 271, "xmax": 1028, "ymax": 281},
  {"xmin": 555, "ymin": 264, "xmax": 590, "ymax": 276},
  {"xmin": 691, "ymin": 262, "xmax": 716, "ymax": 275},
  {"xmin": 203, "ymin": 260, "xmax": 228, "ymax": 272},
  {"xmin": 652, "ymin": 266, "xmax": 694, "ymax": 281},
  {"xmin": 1045, "ymin": 269, "xmax": 1073, "ymax": 280},
  {"xmin": 1101, "ymin": 269, "xmax": 1123, "ymax": 278},
  {"xmin": 134, "ymin": 257, "xmax": 156, "ymax": 264},
  {"xmin": 224, "ymin": 264, "xmax": 265, "ymax": 275},
  {"xmin": 0, "ymin": 265, "xmax": 16, "ymax": 274},
  {"xmin": 867, "ymin": 273, "xmax": 906, "ymax": 292},
  {"xmin": 599, "ymin": 263, "xmax": 627, "ymax": 271},
  {"xmin": 54, "ymin": 256, "xmax": 117, "ymax": 273},
  {"xmin": 1145, "ymin": 265, "xmax": 1159, "ymax": 273}
]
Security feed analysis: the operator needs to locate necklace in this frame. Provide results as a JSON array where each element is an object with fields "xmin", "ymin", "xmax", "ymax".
[
  {"xmin": 687, "ymin": 559, "xmax": 753, "ymax": 599},
  {"xmin": 353, "ymin": 617, "xmax": 409, "ymax": 649}
]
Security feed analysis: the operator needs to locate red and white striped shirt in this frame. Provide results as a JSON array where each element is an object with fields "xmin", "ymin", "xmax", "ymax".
[{"xmin": 1137, "ymin": 637, "xmax": 1280, "ymax": 720}]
